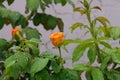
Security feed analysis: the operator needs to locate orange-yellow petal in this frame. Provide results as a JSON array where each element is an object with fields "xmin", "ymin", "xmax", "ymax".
[
  {"xmin": 12, "ymin": 28, "xmax": 20, "ymax": 36},
  {"xmin": 50, "ymin": 32, "xmax": 64, "ymax": 47}
]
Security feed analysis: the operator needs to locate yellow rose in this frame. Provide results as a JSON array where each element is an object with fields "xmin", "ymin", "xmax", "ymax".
[{"xmin": 50, "ymin": 32, "xmax": 64, "ymax": 47}]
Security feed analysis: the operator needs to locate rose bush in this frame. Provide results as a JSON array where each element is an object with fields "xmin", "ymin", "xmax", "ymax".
[
  {"xmin": 1, "ymin": 0, "xmax": 120, "ymax": 80},
  {"xmin": 64, "ymin": 0, "xmax": 120, "ymax": 80},
  {"xmin": 0, "ymin": 0, "xmax": 80, "ymax": 80}
]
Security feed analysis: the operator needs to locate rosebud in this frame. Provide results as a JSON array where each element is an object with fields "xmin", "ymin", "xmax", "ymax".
[
  {"xmin": 11, "ymin": 28, "xmax": 23, "ymax": 40},
  {"xmin": 12, "ymin": 28, "xmax": 20, "ymax": 36},
  {"xmin": 50, "ymin": 32, "xmax": 64, "ymax": 47}
]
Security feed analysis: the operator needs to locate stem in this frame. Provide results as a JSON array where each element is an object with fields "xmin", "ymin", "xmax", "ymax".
[
  {"xmin": 58, "ymin": 46, "xmax": 62, "ymax": 60},
  {"xmin": 26, "ymin": 11, "xmax": 36, "ymax": 20},
  {"xmin": 86, "ymin": 10, "xmax": 95, "ymax": 37},
  {"xmin": 95, "ymin": 43, "xmax": 102, "ymax": 62},
  {"xmin": 58, "ymin": 46, "xmax": 64, "ymax": 67},
  {"xmin": 86, "ymin": 8, "xmax": 102, "ymax": 62}
]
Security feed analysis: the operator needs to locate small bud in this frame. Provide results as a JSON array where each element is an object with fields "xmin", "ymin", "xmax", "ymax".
[{"xmin": 50, "ymin": 32, "xmax": 64, "ymax": 47}]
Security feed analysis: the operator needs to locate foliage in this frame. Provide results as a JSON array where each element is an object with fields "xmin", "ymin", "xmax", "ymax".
[
  {"xmin": 0, "ymin": 0, "xmax": 77, "ymax": 80},
  {"xmin": 63, "ymin": 0, "xmax": 120, "ymax": 80},
  {"xmin": 0, "ymin": 0, "xmax": 120, "ymax": 80}
]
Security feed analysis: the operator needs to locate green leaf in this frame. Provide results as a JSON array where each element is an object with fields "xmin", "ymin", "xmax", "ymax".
[
  {"xmin": 0, "ymin": 7, "xmax": 28, "ymax": 27},
  {"xmin": 0, "ymin": 16, "xmax": 4, "ymax": 29},
  {"xmin": 54, "ymin": 0, "xmax": 67, "ymax": 6},
  {"xmin": 43, "ymin": 0, "xmax": 52, "ymax": 4},
  {"xmin": 112, "ymin": 52, "xmax": 120, "ymax": 64},
  {"xmin": 50, "ymin": 74, "xmax": 60, "ymax": 80},
  {"xmin": 100, "ymin": 56, "xmax": 110, "ymax": 71},
  {"xmin": 26, "ymin": 38, "xmax": 42, "ymax": 46},
  {"xmin": 5, "ymin": 52, "xmax": 31, "ymax": 69},
  {"xmin": 40, "ymin": 51, "xmax": 55, "ymax": 59},
  {"xmin": 29, "ymin": 38, "xmax": 41, "ymax": 44},
  {"xmin": 103, "ymin": 47, "xmax": 116, "ymax": 55},
  {"xmin": 51, "ymin": 60, "xmax": 61, "ymax": 73},
  {"xmin": 84, "ymin": 0, "xmax": 89, "ymax": 9},
  {"xmin": 7, "ymin": 0, "xmax": 14, "ymax": 5},
  {"xmin": 0, "ymin": 4, "xmax": 5, "ymax": 8},
  {"xmin": 54, "ymin": 0, "xmax": 61, "ymax": 4},
  {"xmin": 87, "ymin": 48, "xmax": 96, "ymax": 64},
  {"xmin": 61, "ymin": 0, "xmax": 67, "ymax": 6},
  {"xmin": 72, "ymin": 41, "xmax": 93, "ymax": 62},
  {"xmin": 35, "ymin": 69, "xmax": 50, "ymax": 80},
  {"xmin": 40, "ymin": 1, "xmax": 46, "ymax": 12},
  {"xmin": 99, "ymin": 41, "xmax": 112, "ymax": 48},
  {"xmin": 0, "ymin": 73, "xmax": 7, "ymax": 80},
  {"xmin": 33, "ymin": 13, "xmax": 58, "ymax": 30},
  {"xmin": 0, "ymin": 38, "xmax": 8, "ymax": 50},
  {"xmin": 85, "ymin": 71, "xmax": 92, "ymax": 80},
  {"xmin": 30, "ymin": 57, "xmax": 49, "ymax": 77},
  {"xmin": 66, "ymin": 70, "xmax": 81, "ymax": 80},
  {"xmin": 0, "ymin": 0, "xmax": 5, "ymax": 4},
  {"xmin": 38, "ymin": 13, "xmax": 48, "ymax": 25},
  {"xmin": 16, "ymin": 52, "xmax": 31, "ymax": 69},
  {"xmin": 45, "ymin": 15, "xmax": 57, "ymax": 30},
  {"xmin": 106, "ymin": 70, "xmax": 120, "ymax": 80},
  {"xmin": 97, "ymin": 37, "xmax": 109, "ymax": 41},
  {"xmin": 27, "ymin": 44, "xmax": 39, "ymax": 56},
  {"xmin": 27, "ymin": 0, "xmax": 40, "ymax": 11},
  {"xmin": 23, "ymin": 27, "xmax": 40, "ymax": 39},
  {"xmin": 57, "ymin": 18, "xmax": 64, "ymax": 32},
  {"xmin": 74, "ymin": 8, "xmax": 86, "ymax": 15},
  {"xmin": 72, "ymin": 44, "xmax": 85, "ymax": 62},
  {"xmin": 16, "ymin": 15, "xmax": 28, "ymax": 28},
  {"xmin": 5, "ymin": 52, "xmax": 31, "ymax": 79},
  {"xmin": 33, "ymin": 13, "xmax": 43, "ymax": 26},
  {"xmin": 4, "ymin": 55, "xmax": 16, "ymax": 68},
  {"xmin": 110, "ymin": 27, "xmax": 120, "ymax": 40},
  {"xmin": 73, "ymin": 64, "xmax": 90, "ymax": 71},
  {"xmin": 95, "ymin": 16, "xmax": 110, "ymax": 26},
  {"xmin": 91, "ymin": 68, "xmax": 104, "ymax": 80},
  {"xmin": 8, "ymin": 11, "xmax": 21, "ymax": 26},
  {"xmin": 0, "ymin": 7, "xmax": 9, "ymax": 17},
  {"xmin": 9, "ymin": 46, "xmax": 21, "ymax": 50},
  {"xmin": 97, "ymin": 26, "xmax": 111, "ymax": 37},
  {"xmin": 51, "ymin": 69, "xmax": 81, "ymax": 80},
  {"xmin": 60, "ymin": 69, "xmax": 80, "ymax": 80},
  {"xmin": 67, "ymin": 0, "xmax": 75, "ymax": 8},
  {"xmin": 63, "ymin": 39, "xmax": 81, "ymax": 46},
  {"xmin": 5, "ymin": 63, "xmax": 21, "ymax": 79},
  {"xmin": 70, "ymin": 22, "xmax": 83, "ymax": 33}
]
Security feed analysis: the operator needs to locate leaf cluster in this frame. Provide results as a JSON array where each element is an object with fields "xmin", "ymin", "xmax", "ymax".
[
  {"xmin": 0, "ymin": 0, "xmax": 80, "ymax": 80},
  {"xmin": 63, "ymin": 0, "xmax": 120, "ymax": 80}
]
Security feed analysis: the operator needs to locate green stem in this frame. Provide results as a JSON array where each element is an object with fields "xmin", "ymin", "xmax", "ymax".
[
  {"xmin": 95, "ymin": 43, "xmax": 102, "ymax": 62},
  {"xmin": 26, "ymin": 11, "xmax": 36, "ymax": 20},
  {"xmin": 86, "ymin": 8, "xmax": 102, "ymax": 62},
  {"xmin": 86, "ymin": 10, "xmax": 95, "ymax": 37},
  {"xmin": 58, "ymin": 46, "xmax": 62, "ymax": 60},
  {"xmin": 58, "ymin": 46, "xmax": 64, "ymax": 67}
]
